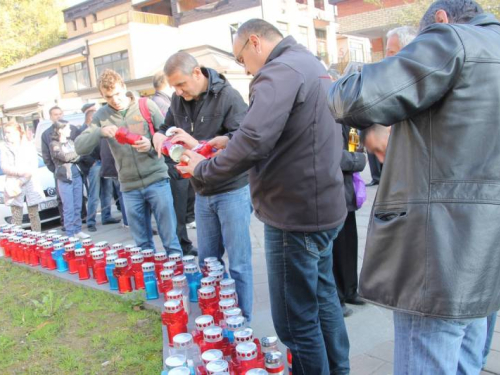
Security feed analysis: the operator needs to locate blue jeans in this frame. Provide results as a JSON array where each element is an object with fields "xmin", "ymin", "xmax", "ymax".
[
  {"xmin": 58, "ymin": 173, "xmax": 83, "ymax": 237},
  {"xmin": 122, "ymin": 179, "xmax": 181, "ymax": 253},
  {"xmin": 86, "ymin": 162, "xmax": 112, "ymax": 227},
  {"xmin": 264, "ymin": 223, "xmax": 349, "ymax": 375},
  {"xmin": 394, "ymin": 311, "xmax": 487, "ymax": 374},
  {"xmin": 483, "ymin": 311, "xmax": 497, "ymax": 367},
  {"xmin": 195, "ymin": 185, "xmax": 253, "ymax": 321}
]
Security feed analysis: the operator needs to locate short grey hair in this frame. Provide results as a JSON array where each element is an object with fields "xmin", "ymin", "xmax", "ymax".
[
  {"xmin": 236, "ymin": 19, "xmax": 283, "ymax": 42},
  {"xmin": 386, "ymin": 26, "xmax": 418, "ymax": 49},
  {"xmin": 164, "ymin": 52, "xmax": 199, "ymax": 77},
  {"xmin": 153, "ymin": 71, "xmax": 168, "ymax": 90},
  {"xmin": 419, "ymin": 0, "xmax": 483, "ymax": 31}
]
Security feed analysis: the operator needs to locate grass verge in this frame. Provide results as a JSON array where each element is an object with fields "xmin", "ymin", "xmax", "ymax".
[{"xmin": 0, "ymin": 259, "xmax": 162, "ymax": 375}]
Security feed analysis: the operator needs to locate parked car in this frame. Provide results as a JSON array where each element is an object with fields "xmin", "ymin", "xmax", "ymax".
[{"xmin": 0, "ymin": 154, "xmax": 59, "ymax": 227}]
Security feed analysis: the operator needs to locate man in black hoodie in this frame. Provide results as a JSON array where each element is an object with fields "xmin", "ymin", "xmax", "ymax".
[{"xmin": 152, "ymin": 52, "xmax": 253, "ymax": 321}]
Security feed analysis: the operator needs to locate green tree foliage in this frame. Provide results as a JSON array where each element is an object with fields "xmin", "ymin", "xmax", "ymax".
[
  {"xmin": 364, "ymin": 0, "xmax": 500, "ymax": 27},
  {"xmin": 0, "ymin": 0, "xmax": 67, "ymax": 70}
]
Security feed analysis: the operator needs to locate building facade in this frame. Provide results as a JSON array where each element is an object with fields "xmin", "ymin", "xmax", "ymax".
[{"xmin": 0, "ymin": 0, "xmax": 339, "ymax": 130}]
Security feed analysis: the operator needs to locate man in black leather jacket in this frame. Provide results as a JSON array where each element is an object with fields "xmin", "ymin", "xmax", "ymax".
[{"xmin": 329, "ymin": 0, "xmax": 500, "ymax": 373}]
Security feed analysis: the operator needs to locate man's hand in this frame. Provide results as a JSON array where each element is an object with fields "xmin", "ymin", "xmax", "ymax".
[
  {"xmin": 170, "ymin": 128, "xmax": 199, "ymax": 150},
  {"xmin": 176, "ymin": 150, "xmax": 206, "ymax": 177},
  {"xmin": 152, "ymin": 133, "xmax": 167, "ymax": 158},
  {"xmin": 132, "ymin": 136, "xmax": 152, "ymax": 153},
  {"xmin": 208, "ymin": 135, "xmax": 230, "ymax": 150},
  {"xmin": 101, "ymin": 125, "xmax": 118, "ymax": 138}
]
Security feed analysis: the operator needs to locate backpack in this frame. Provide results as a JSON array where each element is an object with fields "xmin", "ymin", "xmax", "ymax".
[{"xmin": 138, "ymin": 97, "xmax": 155, "ymax": 136}]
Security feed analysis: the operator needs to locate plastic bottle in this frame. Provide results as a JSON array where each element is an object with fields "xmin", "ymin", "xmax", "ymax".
[
  {"xmin": 75, "ymin": 248, "xmax": 90, "ymax": 280},
  {"xmin": 142, "ymin": 262, "xmax": 159, "ymax": 300},
  {"xmin": 154, "ymin": 251, "xmax": 168, "ymax": 282},
  {"xmin": 170, "ymin": 333, "xmax": 202, "ymax": 375},
  {"xmin": 184, "ymin": 263, "xmax": 202, "ymax": 302},
  {"xmin": 113, "ymin": 258, "xmax": 133, "ymax": 294},
  {"xmin": 205, "ymin": 359, "xmax": 230, "ymax": 374},
  {"xmin": 165, "ymin": 354, "xmax": 187, "ymax": 373},
  {"xmin": 265, "ymin": 351, "xmax": 285, "ymax": 375},
  {"xmin": 27, "ymin": 239, "xmax": 39, "ymax": 267},
  {"xmin": 225, "ymin": 316, "xmax": 246, "ymax": 344},
  {"xmin": 20, "ymin": 238, "xmax": 29, "ymax": 264},
  {"xmin": 173, "ymin": 275, "xmax": 190, "ymax": 315},
  {"xmin": 11, "ymin": 236, "xmax": 21, "ymax": 263},
  {"xmin": 198, "ymin": 286, "xmax": 219, "ymax": 318},
  {"xmin": 130, "ymin": 254, "xmax": 145, "ymax": 290},
  {"xmin": 112, "ymin": 243, "xmax": 126, "ymax": 258},
  {"xmin": 200, "ymin": 326, "xmax": 231, "ymax": 357},
  {"xmin": 88, "ymin": 247, "xmax": 100, "ymax": 278},
  {"xmin": 219, "ymin": 289, "xmax": 238, "ymax": 305},
  {"xmin": 217, "ymin": 298, "xmax": 237, "ymax": 325},
  {"xmin": 106, "ymin": 255, "xmax": 119, "ymax": 290},
  {"xmin": 162, "ymin": 300, "xmax": 188, "ymax": 345},
  {"xmin": 160, "ymin": 269, "xmax": 175, "ymax": 298},
  {"xmin": 63, "ymin": 243, "xmax": 78, "ymax": 274},
  {"xmin": 287, "ymin": 348, "xmax": 292, "ymax": 375},
  {"xmin": 201, "ymin": 256, "xmax": 219, "ymax": 276},
  {"xmin": 182, "ymin": 255, "xmax": 196, "ymax": 267},
  {"xmin": 92, "ymin": 250, "xmax": 108, "ymax": 284},
  {"xmin": 220, "ymin": 278, "xmax": 236, "ymax": 291},
  {"xmin": 192, "ymin": 315, "xmax": 215, "ymax": 346},
  {"xmin": 169, "ymin": 252, "xmax": 184, "ymax": 275},
  {"xmin": 82, "ymin": 238, "xmax": 93, "ymax": 257},
  {"xmin": 141, "ymin": 248, "xmax": 155, "ymax": 263},
  {"xmin": 236, "ymin": 342, "xmax": 265, "ymax": 374},
  {"xmin": 44, "ymin": 242, "xmax": 57, "ymax": 271},
  {"xmin": 261, "ymin": 337, "xmax": 279, "ymax": 354}
]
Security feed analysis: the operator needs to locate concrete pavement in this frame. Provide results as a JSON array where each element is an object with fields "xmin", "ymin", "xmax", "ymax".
[{"xmin": 5, "ymin": 164, "xmax": 500, "ymax": 374}]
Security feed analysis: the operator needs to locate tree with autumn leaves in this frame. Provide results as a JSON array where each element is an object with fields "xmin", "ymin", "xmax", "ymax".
[{"xmin": 0, "ymin": 0, "xmax": 66, "ymax": 70}]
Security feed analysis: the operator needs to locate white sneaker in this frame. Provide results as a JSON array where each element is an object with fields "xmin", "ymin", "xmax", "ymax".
[
  {"xmin": 75, "ymin": 231, "xmax": 91, "ymax": 239},
  {"xmin": 186, "ymin": 221, "xmax": 196, "ymax": 229}
]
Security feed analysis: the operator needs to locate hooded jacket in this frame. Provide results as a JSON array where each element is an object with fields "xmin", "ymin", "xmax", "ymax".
[
  {"xmin": 193, "ymin": 37, "xmax": 346, "ymax": 232},
  {"xmin": 329, "ymin": 14, "xmax": 500, "ymax": 318},
  {"xmin": 74, "ymin": 98, "xmax": 169, "ymax": 192},
  {"xmin": 159, "ymin": 67, "xmax": 249, "ymax": 196}
]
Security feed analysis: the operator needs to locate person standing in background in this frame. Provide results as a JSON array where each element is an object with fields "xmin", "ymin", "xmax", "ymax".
[{"xmin": 1, "ymin": 121, "xmax": 44, "ymax": 231}]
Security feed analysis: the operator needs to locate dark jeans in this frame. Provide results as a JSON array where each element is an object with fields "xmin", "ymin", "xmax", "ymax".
[
  {"xmin": 265, "ymin": 223, "xmax": 350, "ymax": 375},
  {"xmin": 333, "ymin": 211, "xmax": 359, "ymax": 303},
  {"xmin": 368, "ymin": 153, "xmax": 382, "ymax": 183},
  {"xmin": 168, "ymin": 164, "xmax": 194, "ymax": 253}
]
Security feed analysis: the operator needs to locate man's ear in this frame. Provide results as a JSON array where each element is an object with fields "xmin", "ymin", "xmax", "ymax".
[
  {"xmin": 193, "ymin": 67, "xmax": 203, "ymax": 79},
  {"xmin": 434, "ymin": 9, "xmax": 449, "ymax": 24}
]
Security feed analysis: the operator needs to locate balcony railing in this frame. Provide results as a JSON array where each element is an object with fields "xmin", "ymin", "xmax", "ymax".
[{"xmin": 92, "ymin": 11, "xmax": 175, "ymax": 33}]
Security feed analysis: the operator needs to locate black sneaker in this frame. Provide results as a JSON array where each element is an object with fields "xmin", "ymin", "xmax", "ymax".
[
  {"xmin": 183, "ymin": 247, "xmax": 198, "ymax": 257},
  {"xmin": 87, "ymin": 226, "xmax": 97, "ymax": 232},
  {"xmin": 103, "ymin": 217, "xmax": 121, "ymax": 225}
]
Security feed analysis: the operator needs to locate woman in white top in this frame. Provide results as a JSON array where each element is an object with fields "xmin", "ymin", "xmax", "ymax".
[{"xmin": 0, "ymin": 121, "xmax": 44, "ymax": 231}]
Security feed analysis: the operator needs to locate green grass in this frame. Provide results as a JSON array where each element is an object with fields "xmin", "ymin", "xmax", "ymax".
[{"xmin": 0, "ymin": 260, "xmax": 163, "ymax": 374}]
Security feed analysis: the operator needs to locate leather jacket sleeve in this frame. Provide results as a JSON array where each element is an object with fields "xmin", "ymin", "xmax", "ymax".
[
  {"xmin": 340, "ymin": 150, "xmax": 366, "ymax": 173},
  {"xmin": 328, "ymin": 24, "xmax": 465, "ymax": 129}
]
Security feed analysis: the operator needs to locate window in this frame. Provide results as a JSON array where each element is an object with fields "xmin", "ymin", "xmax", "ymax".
[
  {"xmin": 62, "ymin": 62, "xmax": 90, "ymax": 92},
  {"xmin": 296, "ymin": 0, "xmax": 308, "ymax": 4},
  {"xmin": 315, "ymin": 29, "xmax": 328, "ymax": 64},
  {"xmin": 297, "ymin": 26, "xmax": 309, "ymax": 48},
  {"xmin": 72, "ymin": 20, "xmax": 77, "ymax": 31},
  {"xmin": 92, "ymin": 13, "xmax": 97, "ymax": 22},
  {"xmin": 349, "ymin": 41, "xmax": 365, "ymax": 62},
  {"xmin": 314, "ymin": 0, "xmax": 325, "ymax": 10},
  {"xmin": 82, "ymin": 17, "xmax": 87, "ymax": 28},
  {"xmin": 276, "ymin": 21, "xmax": 289, "ymax": 37},
  {"xmin": 94, "ymin": 51, "xmax": 130, "ymax": 81}
]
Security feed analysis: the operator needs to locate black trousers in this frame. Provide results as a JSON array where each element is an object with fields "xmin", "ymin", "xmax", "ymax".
[
  {"xmin": 333, "ymin": 211, "xmax": 359, "ymax": 303},
  {"xmin": 168, "ymin": 164, "xmax": 194, "ymax": 252},
  {"xmin": 368, "ymin": 153, "xmax": 382, "ymax": 183}
]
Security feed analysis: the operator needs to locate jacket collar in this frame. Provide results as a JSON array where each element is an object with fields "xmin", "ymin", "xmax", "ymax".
[
  {"xmin": 265, "ymin": 36, "xmax": 298, "ymax": 65},
  {"xmin": 201, "ymin": 67, "xmax": 226, "ymax": 95},
  {"xmin": 468, "ymin": 13, "xmax": 500, "ymax": 27}
]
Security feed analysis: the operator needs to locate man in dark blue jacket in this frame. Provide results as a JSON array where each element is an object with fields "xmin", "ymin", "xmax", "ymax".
[{"xmin": 152, "ymin": 52, "xmax": 253, "ymax": 321}]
